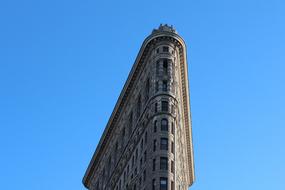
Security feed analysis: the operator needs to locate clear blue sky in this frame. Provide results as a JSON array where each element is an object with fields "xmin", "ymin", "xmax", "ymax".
[{"xmin": 0, "ymin": 0, "xmax": 284, "ymax": 189}]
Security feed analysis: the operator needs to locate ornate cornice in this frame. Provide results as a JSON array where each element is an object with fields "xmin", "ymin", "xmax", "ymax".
[{"xmin": 83, "ymin": 27, "xmax": 195, "ymax": 188}]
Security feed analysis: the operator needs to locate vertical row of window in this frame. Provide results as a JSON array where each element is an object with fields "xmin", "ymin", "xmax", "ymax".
[
  {"xmin": 115, "ymin": 130, "xmax": 148, "ymax": 190},
  {"xmin": 155, "ymin": 59, "xmax": 171, "ymax": 93}
]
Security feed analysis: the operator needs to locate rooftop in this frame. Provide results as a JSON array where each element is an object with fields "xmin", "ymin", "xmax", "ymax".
[{"xmin": 152, "ymin": 24, "xmax": 177, "ymax": 34}]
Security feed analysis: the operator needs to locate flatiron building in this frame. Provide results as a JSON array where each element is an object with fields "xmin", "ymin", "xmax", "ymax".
[{"xmin": 83, "ymin": 25, "xmax": 195, "ymax": 190}]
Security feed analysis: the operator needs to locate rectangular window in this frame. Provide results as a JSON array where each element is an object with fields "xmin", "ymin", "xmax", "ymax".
[
  {"xmin": 153, "ymin": 139, "xmax": 157, "ymax": 152},
  {"xmin": 160, "ymin": 157, "xmax": 168, "ymax": 170},
  {"xmin": 161, "ymin": 101, "xmax": 168, "ymax": 112},
  {"xmin": 152, "ymin": 179, "xmax": 156, "ymax": 190},
  {"xmin": 161, "ymin": 118, "xmax": 168, "ymax": 131},
  {"xmin": 155, "ymin": 102, "xmax": 158, "ymax": 112},
  {"xmin": 137, "ymin": 96, "xmax": 141, "ymax": 118},
  {"xmin": 171, "ymin": 141, "xmax": 174, "ymax": 153},
  {"xmin": 171, "ymin": 122, "xmax": 174, "ymax": 134},
  {"xmin": 154, "ymin": 120, "xmax": 157, "ymax": 132},
  {"xmin": 140, "ymin": 139, "xmax": 144, "ymax": 152},
  {"xmin": 128, "ymin": 112, "xmax": 133, "ymax": 136},
  {"xmin": 160, "ymin": 177, "xmax": 168, "ymax": 190},
  {"xmin": 163, "ymin": 46, "xmax": 169, "ymax": 52},
  {"xmin": 143, "ymin": 169, "xmax": 146, "ymax": 181},
  {"xmin": 171, "ymin": 160, "xmax": 174, "ymax": 173},
  {"xmin": 163, "ymin": 59, "xmax": 168, "ymax": 74},
  {"xmin": 156, "ymin": 61, "xmax": 160, "ymax": 75},
  {"xmin": 160, "ymin": 138, "xmax": 168, "ymax": 150},
  {"xmin": 145, "ymin": 78, "xmax": 150, "ymax": 101},
  {"xmin": 162, "ymin": 80, "xmax": 168, "ymax": 92},
  {"xmin": 171, "ymin": 181, "xmax": 174, "ymax": 190},
  {"xmin": 135, "ymin": 148, "xmax": 138, "ymax": 160},
  {"xmin": 153, "ymin": 159, "xmax": 156, "ymax": 171},
  {"xmin": 144, "ymin": 150, "xmax": 147, "ymax": 162}
]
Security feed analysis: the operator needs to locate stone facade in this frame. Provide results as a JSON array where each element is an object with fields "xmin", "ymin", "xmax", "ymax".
[{"xmin": 83, "ymin": 25, "xmax": 195, "ymax": 190}]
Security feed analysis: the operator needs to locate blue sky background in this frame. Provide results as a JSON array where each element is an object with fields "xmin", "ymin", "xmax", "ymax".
[{"xmin": 0, "ymin": 0, "xmax": 284, "ymax": 189}]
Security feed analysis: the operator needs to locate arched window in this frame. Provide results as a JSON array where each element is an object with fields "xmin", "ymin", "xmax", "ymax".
[{"xmin": 161, "ymin": 118, "xmax": 168, "ymax": 131}]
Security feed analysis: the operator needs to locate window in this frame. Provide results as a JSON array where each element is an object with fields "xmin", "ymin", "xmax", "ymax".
[
  {"xmin": 124, "ymin": 171, "xmax": 126, "ymax": 182},
  {"xmin": 140, "ymin": 139, "xmax": 144, "ymax": 152},
  {"xmin": 152, "ymin": 179, "xmax": 156, "ymax": 190},
  {"xmin": 132, "ymin": 155, "xmax": 135, "ymax": 168},
  {"xmin": 171, "ymin": 181, "xmax": 174, "ymax": 190},
  {"xmin": 171, "ymin": 122, "xmax": 174, "ymax": 134},
  {"xmin": 102, "ymin": 168, "xmax": 106, "ymax": 182},
  {"xmin": 160, "ymin": 157, "xmax": 168, "ymax": 170},
  {"xmin": 144, "ymin": 150, "xmax": 147, "ymax": 162},
  {"xmin": 171, "ymin": 141, "xmax": 174, "ymax": 153},
  {"xmin": 145, "ymin": 78, "xmax": 150, "ymax": 101},
  {"xmin": 156, "ymin": 61, "xmax": 160, "ymax": 75},
  {"xmin": 156, "ymin": 48, "xmax": 160, "ymax": 53},
  {"xmin": 161, "ymin": 118, "xmax": 168, "ymax": 131},
  {"xmin": 153, "ymin": 159, "xmax": 156, "ymax": 171},
  {"xmin": 160, "ymin": 177, "xmax": 168, "ymax": 190},
  {"xmin": 122, "ymin": 127, "xmax": 125, "ymax": 146},
  {"xmin": 153, "ymin": 139, "xmax": 157, "ymax": 152},
  {"xmin": 145, "ymin": 132, "xmax": 148, "ymax": 144},
  {"xmin": 143, "ymin": 170, "xmax": 146, "ymax": 181},
  {"xmin": 135, "ymin": 148, "xmax": 138, "ymax": 161},
  {"xmin": 155, "ymin": 81, "xmax": 159, "ymax": 92},
  {"xmin": 137, "ymin": 95, "xmax": 141, "ymax": 118},
  {"xmin": 163, "ymin": 59, "xmax": 168, "ymax": 74},
  {"xmin": 154, "ymin": 120, "xmax": 157, "ymax": 132},
  {"xmin": 162, "ymin": 80, "xmax": 168, "ymax": 92},
  {"xmin": 160, "ymin": 138, "xmax": 168, "ymax": 150},
  {"xmin": 171, "ymin": 105, "xmax": 175, "ymax": 114},
  {"xmin": 171, "ymin": 161, "xmax": 174, "ymax": 173},
  {"xmin": 161, "ymin": 101, "xmax": 169, "ymax": 112},
  {"xmin": 155, "ymin": 102, "xmax": 158, "ymax": 113},
  {"xmin": 128, "ymin": 113, "xmax": 133, "ymax": 136},
  {"xmin": 163, "ymin": 46, "xmax": 169, "ymax": 52},
  {"xmin": 114, "ymin": 142, "xmax": 118, "ymax": 162},
  {"xmin": 107, "ymin": 156, "xmax": 112, "ymax": 177}
]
